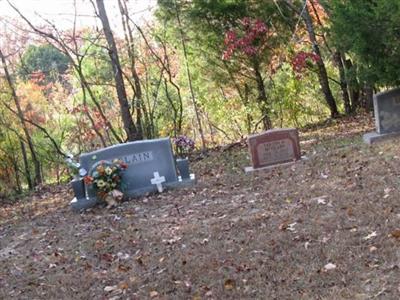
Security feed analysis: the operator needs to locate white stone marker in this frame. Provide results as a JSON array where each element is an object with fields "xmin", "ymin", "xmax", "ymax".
[{"xmin": 151, "ymin": 171, "xmax": 166, "ymax": 192}]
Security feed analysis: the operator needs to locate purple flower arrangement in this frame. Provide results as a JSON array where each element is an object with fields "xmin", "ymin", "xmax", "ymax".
[{"xmin": 173, "ymin": 135, "xmax": 195, "ymax": 157}]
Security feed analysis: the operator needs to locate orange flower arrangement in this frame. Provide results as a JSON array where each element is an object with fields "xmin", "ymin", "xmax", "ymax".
[{"xmin": 84, "ymin": 159, "xmax": 128, "ymax": 200}]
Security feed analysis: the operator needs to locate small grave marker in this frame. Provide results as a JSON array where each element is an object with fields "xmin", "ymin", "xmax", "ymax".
[
  {"xmin": 151, "ymin": 172, "xmax": 166, "ymax": 192},
  {"xmin": 364, "ymin": 87, "xmax": 400, "ymax": 144},
  {"xmin": 245, "ymin": 128, "xmax": 301, "ymax": 172}
]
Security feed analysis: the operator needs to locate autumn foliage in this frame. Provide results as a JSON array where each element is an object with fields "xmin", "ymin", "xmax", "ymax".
[
  {"xmin": 222, "ymin": 18, "xmax": 268, "ymax": 60},
  {"xmin": 291, "ymin": 51, "xmax": 320, "ymax": 74}
]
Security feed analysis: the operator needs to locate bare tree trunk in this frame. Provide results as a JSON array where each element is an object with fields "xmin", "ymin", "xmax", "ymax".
[
  {"xmin": 95, "ymin": 0, "xmax": 140, "ymax": 141},
  {"xmin": 303, "ymin": 5, "xmax": 339, "ymax": 118},
  {"xmin": 334, "ymin": 52, "xmax": 351, "ymax": 115},
  {"xmin": 308, "ymin": 1, "xmax": 350, "ymax": 116},
  {"xmin": 253, "ymin": 59, "xmax": 272, "ymax": 130},
  {"xmin": 20, "ymin": 139, "xmax": 33, "ymax": 190},
  {"xmin": 12, "ymin": 159, "xmax": 22, "ymax": 193},
  {"xmin": 0, "ymin": 48, "xmax": 42, "ymax": 186},
  {"xmin": 118, "ymin": 0, "xmax": 145, "ymax": 139},
  {"xmin": 174, "ymin": 0, "xmax": 206, "ymax": 151},
  {"xmin": 362, "ymin": 84, "xmax": 374, "ymax": 112},
  {"xmin": 344, "ymin": 59, "xmax": 360, "ymax": 112},
  {"xmin": 56, "ymin": 162, "xmax": 60, "ymax": 185},
  {"xmin": 8, "ymin": 135, "xmax": 22, "ymax": 193},
  {"xmin": 244, "ymin": 84, "xmax": 253, "ymax": 134},
  {"xmin": 164, "ymin": 79, "xmax": 179, "ymax": 137},
  {"xmin": 205, "ymin": 112, "xmax": 216, "ymax": 145}
]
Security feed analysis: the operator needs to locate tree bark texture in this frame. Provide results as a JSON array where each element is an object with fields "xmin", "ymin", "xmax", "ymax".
[
  {"xmin": 253, "ymin": 59, "xmax": 272, "ymax": 130},
  {"xmin": 334, "ymin": 52, "xmax": 351, "ymax": 115},
  {"xmin": 303, "ymin": 5, "xmax": 339, "ymax": 118},
  {"xmin": 175, "ymin": 0, "xmax": 206, "ymax": 151},
  {"xmin": 96, "ymin": 0, "xmax": 141, "ymax": 141},
  {"xmin": 20, "ymin": 139, "xmax": 33, "ymax": 190}
]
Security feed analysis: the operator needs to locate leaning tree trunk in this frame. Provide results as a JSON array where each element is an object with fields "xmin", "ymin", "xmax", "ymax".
[
  {"xmin": 303, "ymin": 5, "xmax": 339, "ymax": 118},
  {"xmin": 0, "ymin": 48, "xmax": 42, "ymax": 186},
  {"xmin": 334, "ymin": 52, "xmax": 351, "ymax": 115},
  {"xmin": 118, "ymin": 0, "xmax": 146, "ymax": 139},
  {"xmin": 96, "ymin": 0, "xmax": 141, "ymax": 141},
  {"xmin": 175, "ymin": 0, "xmax": 207, "ymax": 152}
]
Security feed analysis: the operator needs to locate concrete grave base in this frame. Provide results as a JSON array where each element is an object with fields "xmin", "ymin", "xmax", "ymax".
[
  {"xmin": 244, "ymin": 156, "xmax": 308, "ymax": 173},
  {"xmin": 70, "ymin": 174, "xmax": 196, "ymax": 211},
  {"xmin": 363, "ymin": 131, "xmax": 400, "ymax": 145},
  {"xmin": 70, "ymin": 197, "xmax": 98, "ymax": 211}
]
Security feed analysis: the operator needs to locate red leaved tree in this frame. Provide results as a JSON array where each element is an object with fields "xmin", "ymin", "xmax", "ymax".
[{"xmin": 222, "ymin": 18, "xmax": 274, "ymax": 130}]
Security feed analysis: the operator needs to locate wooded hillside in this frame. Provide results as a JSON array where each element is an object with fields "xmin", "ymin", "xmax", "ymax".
[{"xmin": 1, "ymin": 0, "xmax": 397, "ymax": 196}]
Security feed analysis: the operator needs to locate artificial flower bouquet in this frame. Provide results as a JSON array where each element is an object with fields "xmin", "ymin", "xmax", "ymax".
[
  {"xmin": 84, "ymin": 159, "xmax": 128, "ymax": 206},
  {"xmin": 173, "ymin": 135, "xmax": 195, "ymax": 157}
]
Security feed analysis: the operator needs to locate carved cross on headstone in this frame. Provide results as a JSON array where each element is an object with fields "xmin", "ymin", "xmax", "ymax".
[{"xmin": 150, "ymin": 171, "xmax": 166, "ymax": 193}]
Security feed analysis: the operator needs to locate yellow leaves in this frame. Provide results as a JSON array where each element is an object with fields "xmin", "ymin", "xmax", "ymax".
[
  {"xmin": 16, "ymin": 81, "xmax": 49, "ymax": 125},
  {"xmin": 119, "ymin": 282, "xmax": 129, "ymax": 290},
  {"xmin": 192, "ymin": 293, "xmax": 202, "ymax": 300},
  {"xmin": 389, "ymin": 229, "xmax": 400, "ymax": 239},
  {"xmin": 224, "ymin": 279, "xmax": 235, "ymax": 290},
  {"xmin": 117, "ymin": 264, "xmax": 130, "ymax": 272}
]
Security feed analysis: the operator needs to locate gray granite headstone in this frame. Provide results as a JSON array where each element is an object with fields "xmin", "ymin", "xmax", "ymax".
[
  {"xmin": 71, "ymin": 137, "xmax": 195, "ymax": 211},
  {"xmin": 374, "ymin": 88, "xmax": 400, "ymax": 134},
  {"xmin": 81, "ymin": 137, "xmax": 178, "ymax": 197},
  {"xmin": 363, "ymin": 87, "xmax": 400, "ymax": 144}
]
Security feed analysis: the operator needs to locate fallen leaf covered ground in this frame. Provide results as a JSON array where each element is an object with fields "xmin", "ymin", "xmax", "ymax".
[{"xmin": 1, "ymin": 114, "xmax": 400, "ymax": 299}]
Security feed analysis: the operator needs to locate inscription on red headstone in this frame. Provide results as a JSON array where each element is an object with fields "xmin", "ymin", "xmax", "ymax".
[{"xmin": 248, "ymin": 128, "xmax": 301, "ymax": 169}]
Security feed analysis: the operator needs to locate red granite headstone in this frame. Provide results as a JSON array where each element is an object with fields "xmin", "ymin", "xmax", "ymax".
[{"xmin": 247, "ymin": 128, "xmax": 301, "ymax": 169}]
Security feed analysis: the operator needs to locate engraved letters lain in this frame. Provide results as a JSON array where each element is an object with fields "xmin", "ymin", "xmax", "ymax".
[{"xmin": 121, "ymin": 151, "xmax": 153, "ymax": 165}]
